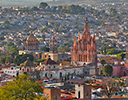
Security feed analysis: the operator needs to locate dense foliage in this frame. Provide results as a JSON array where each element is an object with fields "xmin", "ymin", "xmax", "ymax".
[
  {"xmin": 51, "ymin": 5, "xmax": 85, "ymax": 14},
  {"xmin": 103, "ymin": 64, "xmax": 113, "ymax": 76},
  {"xmin": 34, "ymin": 59, "xmax": 46, "ymax": 63},
  {"xmin": 14, "ymin": 54, "xmax": 34, "ymax": 65},
  {"xmin": 101, "ymin": 59, "xmax": 106, "ymax": 66},
  {"xmin": 0, "ymin": 74, "xmax": 45, "ymax": 100},
  {"xmin": 39, "ymin": 2, "xmax": 48, "ymax": 9}
]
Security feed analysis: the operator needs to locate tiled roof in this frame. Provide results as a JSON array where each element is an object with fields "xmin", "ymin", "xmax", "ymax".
[{"xmin": 41, "ymin": 58, "xmax": 57, "ymax": 65}]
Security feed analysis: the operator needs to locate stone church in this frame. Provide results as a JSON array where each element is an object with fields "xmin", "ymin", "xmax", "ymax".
[
  {"xmin": 19, "ymin": 31, "xmax": 68, "ymax": 62},
  {"xmin": 71, "ymin": 18, "xmax": 97, "ymax": 75},
  {"xmin": 38, "ymin": 19, "xmax": 97, "ymax": 79}
]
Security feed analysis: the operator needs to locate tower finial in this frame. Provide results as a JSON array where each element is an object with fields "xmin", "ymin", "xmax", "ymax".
[
  {"xmin": 83, "ymin": 18, "xmax": 90, "ymax": 40},
  {"xmin": 74, "ymin": 38, "xmax": 77, "ymax": 50},
  {"xmin": 30, "ymin": 30, "xmax": 33, "ymax": 35},
  {"xmin": 78, "ymin": 34, "xmax": 81, "ymax": 41}
]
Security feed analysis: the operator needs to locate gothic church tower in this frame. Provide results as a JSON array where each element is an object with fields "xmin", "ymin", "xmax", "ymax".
[
  {"xmin": 71, "ymin": 18, "xmax": 97, "ymax": 73},
  {"xmin": 49, "ymin": 35, "xmax": 58, "ymax": 62}
]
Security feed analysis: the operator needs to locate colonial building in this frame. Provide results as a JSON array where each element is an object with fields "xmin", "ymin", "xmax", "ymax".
[
  {"xmin": 71, "ymin": 18, "xmax": 97, "ymax": 75},
  {"xmin": 25, "ymin": 31, "xmax": 38, "ymax": 51},
  {"xmin": 21, "ymin": 57, "xmax": 35, "ymax": 73},
  {"xmin": 49, "ymin": 35, "xmax": 58, "ymax": 62},
  {"xmin": 71, "ymin": 18, "xmax": 97, "ymax": 64},
  {"xmin": 19, "ymin": 32, "xmax": 69, "ymax": 61}
]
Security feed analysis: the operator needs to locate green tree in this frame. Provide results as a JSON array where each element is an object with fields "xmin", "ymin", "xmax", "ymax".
[
  {"xmin": 39, "ymin": 2, "xmax": 48, "ymax": 9},
  {"xmin": 107, "ymin": 48, "xmax": 121, "ymax": 55},
  {"xmin": 31, "ymin": 6, "xmax": 39, "ymax": 11},
  {"xmin": 6, "ymin": 41, "xmax": 14, "ymax": 46},
  {"xmin": 17, "ymin": 40, "xmax": 22, "ymax": 46},
  {"xmin": 3, "ymin": 20, "xmax": 10, "ymax": 28},
  {"xmin": 5, "ymin": 54, "xmax": 13, "ymax": 64},
  {"xmin": 34, "ymin": 59, "xmax": 46, "ymax": 63},
  {"xmin": 103, "ymin": 65, "xmax": 113, "ymax": 76},
  {"xmin": 102, "ymin": 80, "xmax": 118, "ymax": 98},
  {"xmin": 7, "ymin": 46, "xmax": 19, "ymax": 56},
  {"xmin": 39, "ymin": 46, "xmax": 49, "ymax": 52},
  {"xmin": 0, "ymin": 36, "xmax": 5, "ymax": 40},
  {"xmin": 0, "ymin": 56, "xmax": 6, "ymax": 64},
  {"xmin": 14, "ymin": 54, "xmax": 34, "ymax": 65},
  {"xmin": 0, "ymin": 54, "xmax": 13, "ymax": 64},
  {"xmin": 0, "ymin": 74, "xmax": 44, "ymax": 100},
  {"xmin": 117, "ymin": 52, "xmax": 126, "ymax": 60},
  {"xmin": 40, "ymin": 27, "xmax": 48, "ymax": 33},
  {"xmin": 101, "ymin": 60, "xmax": 106, "ymax": 66}
]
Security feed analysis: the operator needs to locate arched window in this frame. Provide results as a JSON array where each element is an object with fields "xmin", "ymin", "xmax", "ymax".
[
  {"xmin": 45, "ymin": 73, "xmax": 47, "ymax": 77},
  {"xmin": 60, "ymin": 72, "xmax": 62, "ymax": 79},
  {"xmin": 78, "ymin": 91, "xmax": 80, "ymax": 98},
  {"xmin": 51, "ymin": 74, "xmax": 52, "ymax": 78},
  {"xmin": 27, "ymin": 69, "xmax": 29, "ymax": 72}
]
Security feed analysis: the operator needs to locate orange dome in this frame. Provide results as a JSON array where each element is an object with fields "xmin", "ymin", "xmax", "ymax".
[{"xmin": 27, "ymin": 32, "xmax": 38, "ymax": 42}]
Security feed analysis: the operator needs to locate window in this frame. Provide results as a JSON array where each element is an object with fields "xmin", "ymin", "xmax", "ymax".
[
  {"xmin": 13, "ymin": 71, "xmax": 15, "ymax": 73},
  {"xmin": 86, "ymin": 91, "xmax": 89, "ymax": 99},
  {"xmin": 49, "ymin": 66, "xmax": 51, "ymax": 69},
  {"xmin": 101, "ymin": 70, "xmax": 103, "ymax": 75},
  {"xmin": 51, "ymin": 74, "xmax": 52, "ymax": 78},
  {"xmin": 78, "ymin": 91, "xmax": 80, "ymax": 98},
  {"xmin": 78, "ymin": 84, "xmax": 80, "ymax": 87},
  {"xmin": 45, "ymin": 73, "xmax": 47, "ymax": 77},
  {"xmin": 10, "ymin": 71, "xmax": 12, "ymax": 73},
  {"xmin": 54, "ymin": 66, "xmax": 55, "ymax": 68},
  {"xmin": 27, "ymin": 69, "xmax": 29, "ymax": 72}
]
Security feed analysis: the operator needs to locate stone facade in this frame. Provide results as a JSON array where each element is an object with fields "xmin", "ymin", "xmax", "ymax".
[
  {"xmin": 43, "ymin": 87, "xmax": 61, "ymax": 100},
  {"xmin": 75, "ymin": 83, "xmax": 91, "ymax": 100},
  {"xmin": 19, "ymin": 34, "xmax": 69, "ymax": 61},
  {"xmin": 71, "ymin": 18, "xmax": 97, "ymax": 75},
  {"xmin": 25, "ymin": 31, "xmax": 38, "ymax": 51},
  {"xmin": 40, "ymin": 66, "xmax": 84, "ymax": 79}
]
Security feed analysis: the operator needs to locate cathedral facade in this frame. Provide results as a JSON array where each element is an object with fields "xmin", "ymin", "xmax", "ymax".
[
  {"xmin": 25, "ymin": 31, "xmax": 38, "ymax": 51},
  {"xmin": 71, "ymin": 18, "xmax": 97, "ymax": 75}
]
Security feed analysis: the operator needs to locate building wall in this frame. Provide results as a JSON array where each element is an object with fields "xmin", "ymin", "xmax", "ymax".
[
  {"xmin": 75, "ymin": 84, "xmax": 91, "ymax": 100},
  {"xmin": 49, "ymin": 53, "xmax": 58, "ymax": 62},
  {"xmin": 3, "ymin": 68, "xmax": 21, "ymax": 76},
  {"xmin": 40, "ymin": 67, "xmax": 84, "ymax": 79},
  {"xmin": 58, "ymin": 53, "xmax": 69, "ymax": 61},
  {"xmin": 43, "ymin": 88, "xmax": 61, "ymax": 100}
]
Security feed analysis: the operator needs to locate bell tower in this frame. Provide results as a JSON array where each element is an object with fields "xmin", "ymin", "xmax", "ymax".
[{"xmin": 49, "ymin": 35, "xmax": 58, "ymax": 62}]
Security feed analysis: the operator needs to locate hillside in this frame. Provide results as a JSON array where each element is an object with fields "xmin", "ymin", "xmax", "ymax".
[{"xmin": 0, "ymin": 0, "xmax": 128, "ymax": 7}]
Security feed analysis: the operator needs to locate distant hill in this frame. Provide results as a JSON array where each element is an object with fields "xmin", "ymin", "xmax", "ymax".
[{"xmin": 0, "ymin": 0, "xmax": 128, "ymax": 7}]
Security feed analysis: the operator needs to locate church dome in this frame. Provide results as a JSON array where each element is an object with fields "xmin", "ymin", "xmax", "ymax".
[
  {"xmin": 23, "ymin": 57, "xmax": 34, "ymax": 67},
  {"xmin": 26, "ymin": 31, "xmax": 38, "ymax": 42}
]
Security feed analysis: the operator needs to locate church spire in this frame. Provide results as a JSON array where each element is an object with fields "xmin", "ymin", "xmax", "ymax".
[
  {"xmin": 83, "ymin": 18, "xmax": 90, "ymax": 40},
  {"xmin": 78, "ymin": 34, "xmax": 81, "ymax": 41},
  {"xmin": 74, "ymin": 38, "xmax": 77, "ymax": 50},
  {"xmin": 30, "ymin": 30, "xmax": 34, "ymax": 35}
]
